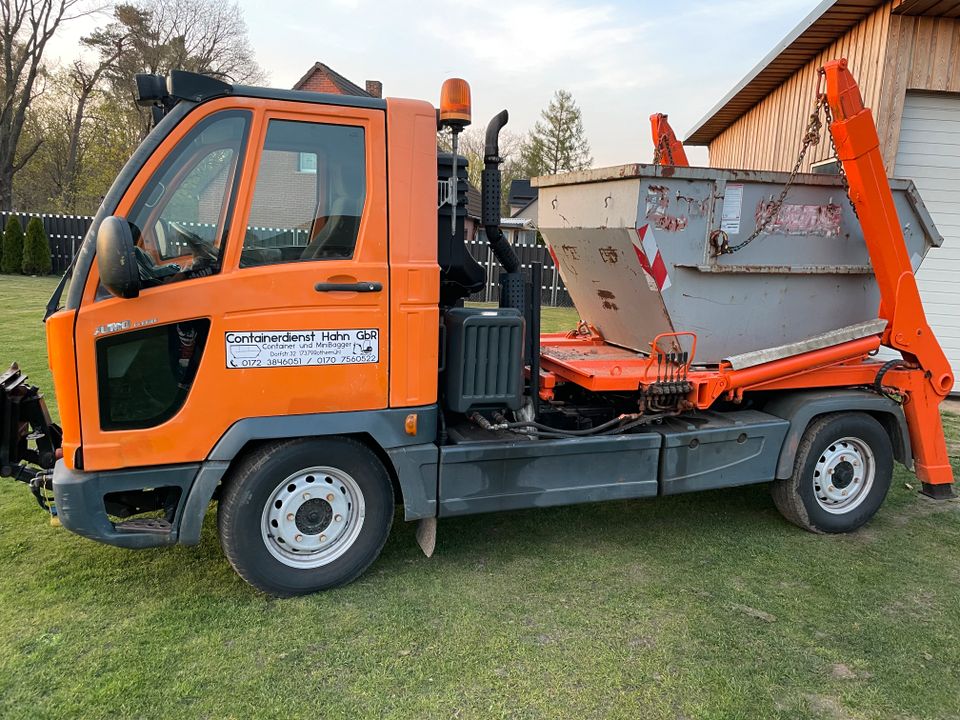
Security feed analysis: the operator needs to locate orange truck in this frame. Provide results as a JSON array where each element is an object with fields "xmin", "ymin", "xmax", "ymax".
[{"xmin": 1, "ymin": 59, "xmax": 954, "ymax": 597}]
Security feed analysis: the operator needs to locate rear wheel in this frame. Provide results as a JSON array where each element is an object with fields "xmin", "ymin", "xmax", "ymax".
[
  {"xmin": 772, "ymin": 412, "xmax": 893, "ymax": 533},
  {"xmin": 217, "ymin": 437, "xmax": 393, "ymax": 596}
]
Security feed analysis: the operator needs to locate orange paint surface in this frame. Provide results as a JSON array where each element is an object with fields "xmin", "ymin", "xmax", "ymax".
[{"xmin": 650, "ymin": 113, "xmax": 689, "ymax": 167}]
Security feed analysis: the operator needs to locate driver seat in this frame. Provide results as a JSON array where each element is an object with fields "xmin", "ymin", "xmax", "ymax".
[
  {"xmin": 300, "ymin": 197, "xmax": 356, "ymax": 259},
  {"xmin": 300, "ymin": 164, "xmax": 361, "ymax": 260}
]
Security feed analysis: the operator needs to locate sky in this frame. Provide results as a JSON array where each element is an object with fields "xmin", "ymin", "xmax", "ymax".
[{"xmin": 47, "ymin": 0, "xmax": 822, "ymax": 167}]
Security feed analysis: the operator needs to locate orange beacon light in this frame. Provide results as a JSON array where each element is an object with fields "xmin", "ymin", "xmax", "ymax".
[{"xmin": 439, "ymin": 78, "xmax": 472, "ymax": 128}]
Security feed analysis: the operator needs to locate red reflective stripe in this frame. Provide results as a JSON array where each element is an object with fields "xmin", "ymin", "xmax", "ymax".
[
  {"xmin": 633, "ymin": 225, "xmax": 670, "ymax": 291},
  {"xmin": 633, "ymin": 244, "xmax": 653, "ymax": 272},
  {"xmin": 632, "ymin": 225, "xmax": 653, "ymax": 271},
  {"xmin": 650, "ymin": 252, "xmax": 669, "ymax": 289}
]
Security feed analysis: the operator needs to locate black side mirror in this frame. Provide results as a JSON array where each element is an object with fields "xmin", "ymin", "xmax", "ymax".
[{"xmin": 96, "ymin": 216, "xmax": 141, "ymax": 299}]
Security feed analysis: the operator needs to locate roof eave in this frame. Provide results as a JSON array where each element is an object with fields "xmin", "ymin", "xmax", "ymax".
[{"xmin": 685, "ymin": 0, "xmax": 884, "ymax": 145}]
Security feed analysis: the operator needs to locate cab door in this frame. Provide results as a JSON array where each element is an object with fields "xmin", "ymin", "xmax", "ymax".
[{"xmin": 73, "ymin": 98, "xmax": 389, "ymax": 471}]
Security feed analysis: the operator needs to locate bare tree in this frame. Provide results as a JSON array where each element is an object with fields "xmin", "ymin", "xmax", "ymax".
[
  {"xmin": 97, "ymin": 1, "xmax": 264, "ymax": 141},
  {"xmin": 439, "ymin": 127, "xmax": 526, "ymax": 212},
  {"xmin": 55, "ymin": 28, "xmax": 128, "ymax": 209},
  {"xmin": 0, "ymin": 0, "xmax": 91, "ymax": 209},
  {"xmin": 12, "ymin": 0, "xmax": 263, "ymax": 213},
  {"xmin": 147, "ymin": 0, "xmax": 263, "ymax": 83}
]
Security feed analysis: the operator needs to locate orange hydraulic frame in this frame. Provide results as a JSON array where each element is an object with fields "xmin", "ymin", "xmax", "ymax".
[
  {"xmin": 650, "ymin": 113, "xmax": 689, "ymax": 167},
  {"xmin": 543, "ymin": 59, "xmax": 954, "ymax": 492}
]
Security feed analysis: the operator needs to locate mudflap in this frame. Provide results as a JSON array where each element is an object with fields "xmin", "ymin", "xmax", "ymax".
[{"xmin": 0, "ymin": 363, "xmax": 63, "ymax": 512}]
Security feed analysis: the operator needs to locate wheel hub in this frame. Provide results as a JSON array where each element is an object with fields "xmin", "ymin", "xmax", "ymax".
[
  {"xmin": 295, "ymin": 498, "xmax": 333, "ymax": 535},
  {"xmin": 261, "ymin": 466, "xmax": 366, "ymax": 568},
  {"xmin": 812, "ymin": 436, "xmax": 875, "ymax": 514},
  {"xmin": 832, "ymin": 461, "xmax": 855, "ymax": 490}
]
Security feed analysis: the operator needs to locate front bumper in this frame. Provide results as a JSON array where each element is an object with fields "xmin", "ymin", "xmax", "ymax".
[{"xmin": 52, "ymin": 460, "xmax": 201, "ymax": 549}]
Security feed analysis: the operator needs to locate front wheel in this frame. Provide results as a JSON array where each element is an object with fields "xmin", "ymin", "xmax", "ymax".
[
  {"xmin": 217, "ymin": 437, "xmax": 394, "ymax": 596},
  {"xmin": 771, "ymin": 412, "xmax": 893, "ymax": 533}
]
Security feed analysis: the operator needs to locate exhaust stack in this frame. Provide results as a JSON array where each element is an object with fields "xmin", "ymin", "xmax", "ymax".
[{"xmin": 481, "ymin": 110, "xmax": 520, "ymax": 274}]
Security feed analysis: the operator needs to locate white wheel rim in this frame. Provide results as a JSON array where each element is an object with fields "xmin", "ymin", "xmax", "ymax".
[
  {"xmin": 812, "ymin": 436, "xmax": 875, "ymax": 514},
  {"xmin": 260, "ymin": 466, "xmax": 365, "ymax": 568}
]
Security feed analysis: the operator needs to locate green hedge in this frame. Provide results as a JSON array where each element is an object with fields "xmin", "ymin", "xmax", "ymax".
[
  {"xmin": 1, "ymin": 216, "xmax": 24, "ymax": 274},
  {"xmin": 22, "ymin": 216, "xmax": 52, "ymax": 275}
]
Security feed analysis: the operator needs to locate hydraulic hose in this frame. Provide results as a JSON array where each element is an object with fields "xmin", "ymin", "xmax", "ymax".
[
  {"xmin": 470, "ymin": 412, "xmax": 666, "ymax": 439},
  {"xmin": 501, "ymin": 414, "xmax": 640, "ymax": 436}
]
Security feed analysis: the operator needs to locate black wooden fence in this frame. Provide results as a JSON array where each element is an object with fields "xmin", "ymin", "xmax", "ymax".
[
  {"xmin": 465, "ymin": 226, "xmax": 573, "ymax": 308},
  {"xmin": 0, "ymin": 211, "xmax": 93, "ymax": 275}
]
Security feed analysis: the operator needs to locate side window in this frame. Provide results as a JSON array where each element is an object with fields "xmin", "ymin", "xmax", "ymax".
[
  {"xmin": 125, "ymin": 111, "xmax": 250, "ymax": 287},
  {"xmin": 241, "ymin": 120, "xmax": 366, "ymax": 267}
]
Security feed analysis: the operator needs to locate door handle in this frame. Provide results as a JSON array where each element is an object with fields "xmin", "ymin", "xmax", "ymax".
[{"xmin": 314, "ymin": 281, "xmax": 383, "ymax": 293}]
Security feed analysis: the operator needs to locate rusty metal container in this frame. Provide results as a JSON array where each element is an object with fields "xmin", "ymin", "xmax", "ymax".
[{"xmin": 533, "ymin": 164, "xmax": 941, "ymax": 364}]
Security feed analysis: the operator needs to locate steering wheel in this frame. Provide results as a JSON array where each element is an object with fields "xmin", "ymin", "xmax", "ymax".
[{"xmin": 168, "ymin": 221, "xmax": 218, "ymax": 263}]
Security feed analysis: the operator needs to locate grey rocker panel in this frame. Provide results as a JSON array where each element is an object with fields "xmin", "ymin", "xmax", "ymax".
[
  {"xmin": 438, "ymin": 433, "xmax": 662, "ymax": 517},
  {"xmin": 656, "ymin": 410, "xmax": 789, "ymax": 495}
]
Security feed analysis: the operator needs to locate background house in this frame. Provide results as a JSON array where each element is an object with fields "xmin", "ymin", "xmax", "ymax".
[
  {"xmin": 686, "ymin": 0, "xmax": 960, "ymax": 389},
  {"xmin": 507, "ymin": 179, "xmax": 537, "ymax": 217},
  {"xmin": 293, "ymin": 62, "xmax": 383, "ymax": 99}
]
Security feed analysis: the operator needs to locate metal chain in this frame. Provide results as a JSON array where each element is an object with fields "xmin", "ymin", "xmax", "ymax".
[
  {"xmin": 822, "ymin": 101, "xmax": 859, "ymax": 220},
  {"xmin": 653, "ymin": 133, "xmax": 674, "ymax": 167},
  {"xmin": 715, "ymin": 99, "xmax": 826, "ymax": 255}
]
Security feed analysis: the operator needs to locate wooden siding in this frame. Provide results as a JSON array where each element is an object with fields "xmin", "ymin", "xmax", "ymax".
[
  {"xmin": 707, "ymin": 3, "xmax": 960, "ymax": 173},
  {"xmin": 708, "ymin": 2, "xmax": 894, "ymax": 172},
  {"xmin": 893, "ymin": 0, "xmax": 960, "ymax": 18},
  {"xmin": 686, "ymin": 0, "xmax": 890, "ymax": 145},
  {"xmin": 879, "ymin": 13, "xmax": 960, "ymax": 168}
]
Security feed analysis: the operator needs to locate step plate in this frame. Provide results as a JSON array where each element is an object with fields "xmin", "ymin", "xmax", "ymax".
[{"xmin": 113, "ymin": 517, "xmax": 173, "ymax": 534}]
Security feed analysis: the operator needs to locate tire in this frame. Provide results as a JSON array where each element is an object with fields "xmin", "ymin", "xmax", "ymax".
[
  {"xmin": 771, "ymin": 412, "xmax": 893, "ymax": 534},
  {"xmin": 217, "ymin": 436, "xmax": 394, "ymax": 597}
]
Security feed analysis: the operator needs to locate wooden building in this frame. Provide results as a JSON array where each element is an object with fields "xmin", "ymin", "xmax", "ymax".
[{"xmin": 687, "ymin": 0, "xmax": 960, "ymax": 390}]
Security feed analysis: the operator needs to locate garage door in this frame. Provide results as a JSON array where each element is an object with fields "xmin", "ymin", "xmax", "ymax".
[{"xmin": 895, "ymin": 91, "xmax": 960, "ymax": 392}]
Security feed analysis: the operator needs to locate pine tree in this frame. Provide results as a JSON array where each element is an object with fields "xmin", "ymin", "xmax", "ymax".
[
  {"xmin": 22, "ymin": 217, "xmax": 52, "ymax": 275},
  {"xmin": 1, "ymin": 216, "xmax": 24, "ymax": 274},
  {"xmin": 520, "ymin": 90, "xmax": 592, "ymax": 177}
]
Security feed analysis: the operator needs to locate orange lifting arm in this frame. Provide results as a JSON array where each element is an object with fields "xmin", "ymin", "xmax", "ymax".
[
  {"xmin": 650, "ymin": 113, "xmax": 689, "ymax": 167},
  {"xmin": 821, "ymin": 58, "xmax": 954, "ymax": 492}
]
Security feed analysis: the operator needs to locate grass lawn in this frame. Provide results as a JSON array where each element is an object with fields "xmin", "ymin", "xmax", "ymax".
[{"xmin": 2, "ymin": 275, "xmax": 960, "ymax": 719}]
